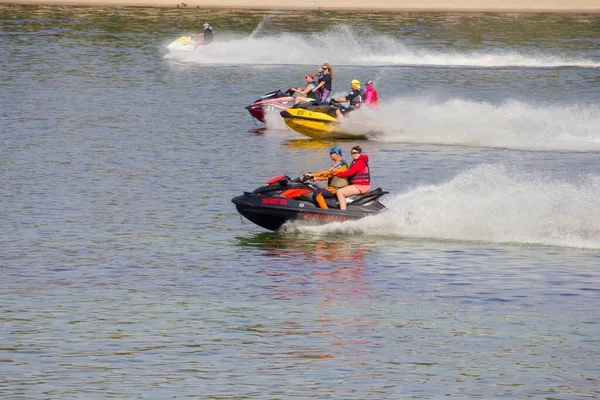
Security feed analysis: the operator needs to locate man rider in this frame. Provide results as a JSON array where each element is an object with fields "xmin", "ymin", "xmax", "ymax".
[
  {"xmin": 303, "ymin": 146, "xmax": 348, "ymax": 209},
  {"xmin": 331, "ymin": 79, "xmax": 364, "ymax": 118},
  {"xmin": 193, "ymin": 23, "xmax": 214, "ymax": 45}
]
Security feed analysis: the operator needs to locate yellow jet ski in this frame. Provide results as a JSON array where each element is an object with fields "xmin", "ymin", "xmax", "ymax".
[
  {"xmin": 166, "ymin": 35, "xmax": 210, "ymax": 52},
  {"xmin": 280, "ymin": 101, "xmax": 376, "ymax": 140}
]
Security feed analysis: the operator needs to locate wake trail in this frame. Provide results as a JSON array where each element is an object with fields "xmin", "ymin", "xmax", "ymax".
[
  {"xmin": 166, "ymin": 25, "xmax": 600, "ymax": 69},
  {"xmin": 297, "ymin": 165, "xmax": 600, "ymax": 250},
  {"xmin": 354, "ymin": 98, "xmax": 600, "ymax": 152}
]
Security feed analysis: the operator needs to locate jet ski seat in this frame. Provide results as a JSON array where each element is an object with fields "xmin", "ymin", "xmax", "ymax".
[
  {"xmin": 323, "ymin": 188, "xmax": 388, "ymax": 209},
  {"xmin": 347, "ymin": 188, "xmax": 388, "ymax": 205}
]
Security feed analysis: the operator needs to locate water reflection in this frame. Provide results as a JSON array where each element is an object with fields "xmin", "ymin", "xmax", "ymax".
[
  {"xmin": 249, "ymin": 127, "xmax": 266, "ymax": 135},
  {"xmin": 236, "ymin": 233, "xmax": 376, "ymax": 359},
  {"xmin": 283, "ymin": 138, "xmax": 335, "ymax": 150}
]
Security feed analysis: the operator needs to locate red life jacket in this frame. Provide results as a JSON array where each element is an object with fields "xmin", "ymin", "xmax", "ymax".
[
  {"xmin": 366, "ymin": 86, "xmax": 379, "ymax": 109},
  {"xmin": 349, "ymin": 157, "xmax": 370, "ymax": 185}
]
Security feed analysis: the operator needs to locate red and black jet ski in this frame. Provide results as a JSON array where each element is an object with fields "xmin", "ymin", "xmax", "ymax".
[
  {"xmin": 246, "ymin": 89, "xmax": 295, "ymax": 123},
  {"xmin": 232, "ymin": 174, "xmax": 388, "ymax": 231}
]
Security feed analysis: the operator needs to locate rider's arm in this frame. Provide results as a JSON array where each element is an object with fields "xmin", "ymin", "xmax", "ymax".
[
  {"xmin": 332, "ymin": 94, "xmax": 349, "ymax": 102},
  {"xmin": 311, "ymin": 169, "xmax": 333, "ymax": 180},
  {"xmin": 334, "ymin": 90, "xmax": 357, "ymax": 103},
  {"xmin": 311, "ymin": 162, "xmax": 347, "ymax": 180},
  {"xmin": 293, "ymin": 83, "xmax": 313, "ymax": 96}
]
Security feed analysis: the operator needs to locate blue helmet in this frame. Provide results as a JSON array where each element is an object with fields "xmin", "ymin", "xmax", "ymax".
[{"xmin": 330, "ymin": 146, "xmax": 342, "ymax": 156}]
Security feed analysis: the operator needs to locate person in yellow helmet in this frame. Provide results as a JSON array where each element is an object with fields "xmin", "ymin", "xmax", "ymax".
[{"xmin": 331, "ymin": 79, "xmax": 365, "ymax": 118}]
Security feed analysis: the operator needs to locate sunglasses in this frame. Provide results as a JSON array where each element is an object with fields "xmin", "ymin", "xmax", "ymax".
[{"xmin": 351, "ymin": 152, "xmax": 359, "ymax": 155}]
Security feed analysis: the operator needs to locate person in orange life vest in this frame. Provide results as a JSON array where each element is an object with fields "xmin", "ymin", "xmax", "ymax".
[
  {"xmin": 364, "ymin": 80, "xmax": 379, "ymax": 109},
  {"xmin": 334, "ymin": 146, "xmax": 370, "ymax": 211},
  {"xmin": 291, "ymin": 73, "xmax": 320, "ymax": 104},
  {"xmin": 303, "ymin": 146, "xmax": 348, "ymax": 209}
]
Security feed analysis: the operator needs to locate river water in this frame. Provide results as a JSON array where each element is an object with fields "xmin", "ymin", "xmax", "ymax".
[{"xmin": 1, "ymin": 5, "xmax": 600, "ymax": 399}]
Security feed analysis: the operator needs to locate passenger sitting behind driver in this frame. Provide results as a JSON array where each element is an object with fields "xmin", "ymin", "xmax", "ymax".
[
  {"xmin": 303, "ymin": 146, "xmax": 348, "ymax": 209},
  {"xmin": 334, "ymin": 146, "xmax": 370, "ymax": 211},
  {"xmin": 291, "ymin": 73, "xmax": 319, "ymax": 104},
  {"xmin": 365, "ymin": 80, "xmax": 379, "ymax": 109},
  {"xmin": 331, "ymin": 79, "xmax": 365, "ymax": 118}
]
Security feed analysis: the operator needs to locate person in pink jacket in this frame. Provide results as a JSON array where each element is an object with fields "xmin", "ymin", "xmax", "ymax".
[
  {"xmin": 364, "ymin": 80, "xmax": 379, "ymax": 109},
  {"xmin": 334, "ymin": 146, "xmax": 371, "ymax": 210}
]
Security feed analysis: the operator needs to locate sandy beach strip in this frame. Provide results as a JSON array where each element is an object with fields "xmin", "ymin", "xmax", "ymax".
[{"xmin": 2, "ymin": 0, "xmax": 600, "ymax": 13}]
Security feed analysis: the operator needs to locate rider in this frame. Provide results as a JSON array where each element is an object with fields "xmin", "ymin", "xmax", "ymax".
[
  {"xmin": 334, "ymin": 146, "xmax": 370, "ymax": 211},
  {"xmin": 364, "ymin": 80, "xmax": 379, "ymax": 109},
  {"xmin": 303, "ymin": 146, "xmax": 348, "ymax": 209},
  {"xmin": 331, "ymin": 79, "xmax": 365, "ymax": 118},
  {"xmin": 315, "ymin": 63, "xmax": 334, "ymax": 102},
  {"xmin": 291, "ymin": 73, "xmax": 320, "ymax": 104},
  {"xmin": 193, "ymin": 23, "xmax": 214, "ymax": 44}
]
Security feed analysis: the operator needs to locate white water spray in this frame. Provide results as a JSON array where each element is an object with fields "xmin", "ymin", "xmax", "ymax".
[
  {"xmin": 299, "ymin": 165, "xmax": 600, "ymax": 249},
  {"xmin": 166, "ymin": 25, "xmax": 600, "ymax": 68},
  {"xmin": 364, "ymin": 98, "xmax": 600, "ymax": 152},
  {"xmin": 249, "ymin": 12, "xmax": 279, "ymax": 40}
]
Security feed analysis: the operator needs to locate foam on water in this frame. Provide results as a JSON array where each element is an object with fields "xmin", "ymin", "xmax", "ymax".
[
  {"xmin": 165, "ymin": 25, "xmax": 600, "ymax": 68},
  {"xmin": 296, "ymin": 165, "xmax": 600, "ymax": 249},
  {"xmin": 355, "ymin": 98, "xmax": 600, "ymax": 152},
  {"xmin": 268, "ymin": 98, "xmax": 600, "ymax": 152}
]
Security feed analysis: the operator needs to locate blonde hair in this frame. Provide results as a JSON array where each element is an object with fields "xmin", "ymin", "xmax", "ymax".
[{"xmin": 322, "ymin": 63, "xmax": 334, "ymax": 80}]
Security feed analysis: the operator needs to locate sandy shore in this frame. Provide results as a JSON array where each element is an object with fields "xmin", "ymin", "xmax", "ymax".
[{"xmin": 2, "ymin": 0, "xmax": 600, "ymax": 13}]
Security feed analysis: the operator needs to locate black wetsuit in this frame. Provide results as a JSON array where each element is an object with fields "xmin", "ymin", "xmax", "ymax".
[{"xmin": 341, "ymin": 89, "xmax": 365, "ymax": 115}]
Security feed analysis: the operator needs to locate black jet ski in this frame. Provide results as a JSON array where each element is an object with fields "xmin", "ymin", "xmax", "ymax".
[{"xmin": 232, "ymin": 174, "xmax": 388, "ymax": 231}]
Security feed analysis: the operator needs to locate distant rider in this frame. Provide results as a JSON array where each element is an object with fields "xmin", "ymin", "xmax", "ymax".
[
  {"xmin": 303, "ymin": 146, "xmax": 348, "ymax": 209},
  {"xmin": 193, "ymin": 23, "xmax": 214, "ymax": 45},
  {"xmin": 331, "ymin": 79, "xmax": 365, "ymax": 118}
]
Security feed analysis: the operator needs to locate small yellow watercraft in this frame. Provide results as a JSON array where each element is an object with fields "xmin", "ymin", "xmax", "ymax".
[
  {"xmin": 166, "ymin": 35, "xmax": 210, "ymax": 52},
  {"xmin": 280, "ymin": 102, "xmax": 378, "ymax": 140}
]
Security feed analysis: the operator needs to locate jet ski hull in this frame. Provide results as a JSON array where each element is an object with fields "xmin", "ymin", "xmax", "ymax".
[
  {"xmin": 232, "ymin": 193, "xmax": 384, "ymax": 231},
  {"xmin": 166, "ymin": 35, "xmax": 209, "ymax": 51},
  {"xmin": 280, "ymin": 108, "xmax": 367, "ymax": 140},
  {"xmin": 246, "ymin": 91, "xmax": 295, "ymax": 123},
  {"xmin": 232, "ymin": 175, "xmax": 388, "ymax": 231}
]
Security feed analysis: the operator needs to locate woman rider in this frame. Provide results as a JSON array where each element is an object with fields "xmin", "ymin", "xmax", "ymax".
[
  {"xmin": 315, "ymin": 63, "xmax": 334, "ymax": 102},
  {"xmin": 334, "ymin": 146, "xmax": 370, "ymax": 211}
]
